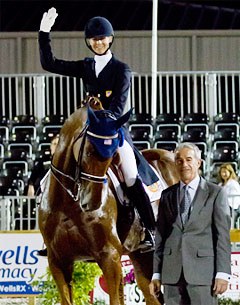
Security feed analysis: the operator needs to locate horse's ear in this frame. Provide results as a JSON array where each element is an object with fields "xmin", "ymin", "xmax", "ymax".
[
  {"xmin": 87, "ymin": 106, "xmax": 100, "ymax": 125},
  {"xmin": 116, "ymin": 108, "xmax": 133, "ymax": 128}
]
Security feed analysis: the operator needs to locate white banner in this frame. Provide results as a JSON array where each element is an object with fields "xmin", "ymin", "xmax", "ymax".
[
  {"xmin": 1, "ymin": 232, "xmax": 240, "ymax": 302},
  {"xmin": 221, "ymin": 252, "xmax": 240, "ymax": 301},
  {"xmin": 0, "ymin": 231, "xmax": 48, "ymax": 295}
]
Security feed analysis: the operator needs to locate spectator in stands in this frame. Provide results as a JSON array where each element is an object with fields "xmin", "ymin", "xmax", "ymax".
[
  {"xmin": 27, "ymin": 134, "xmax": 59, "ymax": 196},
  {"xmin": 38, "ymin": 7, "xmax": 158, "ymax": 250},
  {"xmin": 218, "ymin": 163, "xmax": 240, "ymax": 228},
  {"xmin": 149, "ymin": 142, "xmax": 231, "ymax": 305}
]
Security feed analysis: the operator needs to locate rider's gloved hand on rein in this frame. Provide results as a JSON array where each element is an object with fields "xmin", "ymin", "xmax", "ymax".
[{"xmin": 40, "ymin": 7, "xmax": 58, "ymax": 32}]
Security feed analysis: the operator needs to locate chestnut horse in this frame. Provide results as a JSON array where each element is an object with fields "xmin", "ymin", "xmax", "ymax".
[{"xmin": 38, "ymin": 99, "xmax": 179, "ymax": 305}]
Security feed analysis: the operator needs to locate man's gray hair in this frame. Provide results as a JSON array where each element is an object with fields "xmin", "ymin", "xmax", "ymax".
[{"xmin": 174, "ymin": 142, "xmax": 202, "ymax": 160}]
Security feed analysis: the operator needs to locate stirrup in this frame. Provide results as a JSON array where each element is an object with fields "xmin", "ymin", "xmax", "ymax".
[{"xmin": 138, "ymin": 229, "xmax": 155, "ymax": 253}]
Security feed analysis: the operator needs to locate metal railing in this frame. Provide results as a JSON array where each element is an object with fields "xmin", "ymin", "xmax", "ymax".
[
  {"xmin": 0, "ymin": 194, "xmax": 238, "ymax": 232},
  {"xmin": 1, "ymin": 71, "xmax": 240, "ymax": 121},
  {"xmin": 0, "ymin": 196, "xmax": 38, "ymax": 231}
]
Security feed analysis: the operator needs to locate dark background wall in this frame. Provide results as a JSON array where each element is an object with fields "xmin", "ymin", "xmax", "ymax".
[
  {"xmin": 2, "ymin": 1, "xmax": 240, "ymax": 74},
  {"xmin": 2, "ymin": 0, "xmax": 240, "ymax": 32}
]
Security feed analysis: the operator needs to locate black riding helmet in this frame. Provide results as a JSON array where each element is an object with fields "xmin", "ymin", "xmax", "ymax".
[{"xmin": 84, "ymin": 16, "xmax": 114, "ymax": 55}]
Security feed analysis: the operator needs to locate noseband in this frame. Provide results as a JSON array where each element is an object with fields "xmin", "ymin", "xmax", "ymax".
[{"xmin": 50, "ymin": 124, "xmax": 118, "ymax": 201}]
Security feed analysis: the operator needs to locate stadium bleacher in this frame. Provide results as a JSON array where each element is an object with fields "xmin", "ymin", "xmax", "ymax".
[
  {"xmin": 0, "ymin": 115, "xmax": 65, "ymax": 196},
  {"xmin": 1, "ymin": 110, "xmax": 240, "ymax": 196}
]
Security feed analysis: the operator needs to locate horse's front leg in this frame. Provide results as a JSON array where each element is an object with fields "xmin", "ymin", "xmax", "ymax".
[
  {"xmin": 48, "ymin": 254, "xmax": 74, "ymax": 305},
  {"xmin": 97, "ymin": 246, "xmax": 124, "ymax": 305},
  {"xmin": 129, "ymin": 251, "xmax": 163, "ymax": 305}
]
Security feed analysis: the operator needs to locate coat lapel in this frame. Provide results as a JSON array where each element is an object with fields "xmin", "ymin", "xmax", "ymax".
[
  {"xmin": 185, "ymin": 178, "xmax": 210, "ymax": 227},
  {"xmin": 169, "ymin": 182, "xmax": 182, "ymax": 228}
]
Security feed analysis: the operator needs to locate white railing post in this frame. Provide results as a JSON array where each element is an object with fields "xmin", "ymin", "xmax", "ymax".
[
  {"xmin": 205, "ymin": 73, "xmax": 217, "ymax": 119},
  {"xmin": 33, "ymin": 75, "xmax": 46, "ymax": 120},
  {"xmin": 151, "ymin": 0, "xmax": 158, "ymax": 118},
  {"xmin": 204, "ymin": 73, "xmax": 217, "ymax": 180}
]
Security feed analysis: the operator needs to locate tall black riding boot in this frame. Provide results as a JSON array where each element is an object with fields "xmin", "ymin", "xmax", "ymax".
[{"xmin": 126, "ymin": 177, "xmax": 156, "ymax": 250}]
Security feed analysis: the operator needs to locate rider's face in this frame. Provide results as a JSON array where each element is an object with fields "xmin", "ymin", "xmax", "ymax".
[{"xmin": 88, "ymin": 36, "xmax": 112, "ymax": 55}]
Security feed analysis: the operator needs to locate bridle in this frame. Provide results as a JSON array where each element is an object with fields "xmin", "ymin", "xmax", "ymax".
[{"xmin": 50, "ymin": 123, "xmax": 119, "ymax": 201}]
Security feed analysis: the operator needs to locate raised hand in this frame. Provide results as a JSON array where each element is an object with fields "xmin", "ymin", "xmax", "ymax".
[{"xmin": 40, "ymin": 7, "xmax": 58, "ymax": 32}]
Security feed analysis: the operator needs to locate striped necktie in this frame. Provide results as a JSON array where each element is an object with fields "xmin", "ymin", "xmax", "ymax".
[{"xmin": 180, "ymin": 185, "xmax": 191, "ymax": 225}]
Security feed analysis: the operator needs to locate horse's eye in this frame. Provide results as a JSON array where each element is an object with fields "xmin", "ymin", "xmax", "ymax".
[{"xmin": 86, "ymin": 152, "xmax": 92, "ymax": 157}]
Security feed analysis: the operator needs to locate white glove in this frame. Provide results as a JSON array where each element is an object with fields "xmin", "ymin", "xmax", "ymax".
[{"xmin": 40, "ymin": 7, "xmax": 58, "ymax": 32}]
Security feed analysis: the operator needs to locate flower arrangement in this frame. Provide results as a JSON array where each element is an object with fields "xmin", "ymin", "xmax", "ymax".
[{"xmin": 123, "ymin": 268, "xmax": 135, "ymax": 285}]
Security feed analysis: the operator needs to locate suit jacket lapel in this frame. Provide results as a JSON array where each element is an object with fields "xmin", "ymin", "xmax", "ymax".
[
  {"xmin": 185, "ymin": 177, "xmax": 210, "ymax": 227},
  {"xmin": 170, "ymin": 182, "xmax": 182, "ymax": 229}
]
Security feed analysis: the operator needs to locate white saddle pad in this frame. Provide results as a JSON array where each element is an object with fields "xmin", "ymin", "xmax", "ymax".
[{"xmin": 107, "ymin": 165, "xmax": 168, "ymax": 204}]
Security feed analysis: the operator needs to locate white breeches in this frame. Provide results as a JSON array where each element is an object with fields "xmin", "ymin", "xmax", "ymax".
[{"xmin": 118, "ymin": 140, "xmax": 138, "ymax": 187}]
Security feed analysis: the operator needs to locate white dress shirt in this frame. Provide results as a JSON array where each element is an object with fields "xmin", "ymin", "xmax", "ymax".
[{"xmin": 94, "ymin": 51, "xmax": 112, "ymax": 77}]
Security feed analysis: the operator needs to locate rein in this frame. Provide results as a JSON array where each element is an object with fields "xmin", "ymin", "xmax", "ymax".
[
  {"xmin": 51, "ymin": 163, "xmax": 81, "ymax": 201},
  {"xmin": 50, "ymin": 123, "xmax": 111, "ymax": 201}
]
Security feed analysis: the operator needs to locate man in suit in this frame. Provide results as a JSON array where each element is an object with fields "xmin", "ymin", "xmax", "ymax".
[{"xmin": 149, "ymin": 142, "xmax": 231, "ymax": 305}]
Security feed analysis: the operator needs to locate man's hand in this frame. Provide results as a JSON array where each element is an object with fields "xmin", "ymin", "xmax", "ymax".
[
  {"xmin": 213, "ymin": 278, "xmax": 229, "ymax": 295},
  {"xmin": 149, "ymin": 279, "xmax": 161, "ymax": 299},
  {"xmin": 40, "ymin": 7, "xmax": 58, "ymax": 32}
]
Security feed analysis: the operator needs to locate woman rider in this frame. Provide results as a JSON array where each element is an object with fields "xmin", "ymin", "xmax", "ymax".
[{"xmin": 38, "ymin": 8, "xmax": 157, "ymax": 254}]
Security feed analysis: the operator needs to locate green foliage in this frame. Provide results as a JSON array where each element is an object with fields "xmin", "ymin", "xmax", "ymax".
[
  {"xmin": 72, "ymin": 262, "xmax": 102, "ymax": 305},
  {"xmin": 33, "ymin": 261, "xmax": 102, "ymax": 305},
  {"xmin": 92, "ymin": 300, "xmax": 107, "ymax": 305},
  {"xmin": 218, "ymin": 297, "xmax": 240, "ymax": 305}
]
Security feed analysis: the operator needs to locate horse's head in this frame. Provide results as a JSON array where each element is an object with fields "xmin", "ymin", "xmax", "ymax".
[
  {"xmin": 72, "ymin": 106, "xmax": 132, "ymax": 185},
  {"xmin": 86, "ymin": 107, "xmax": 132, "ymax": 159}
]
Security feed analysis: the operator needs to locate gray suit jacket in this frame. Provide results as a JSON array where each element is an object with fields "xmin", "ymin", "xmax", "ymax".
[{"xmin": 153, "ymin": 177, "xmax": 231, "ymax": 285}]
